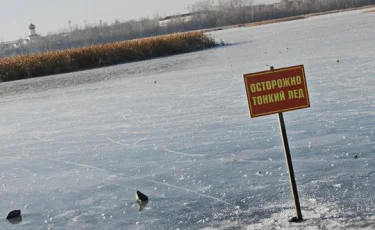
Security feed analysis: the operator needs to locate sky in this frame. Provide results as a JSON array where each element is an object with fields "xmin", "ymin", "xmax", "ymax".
[{"xmin": 0, "ymin": 0, "xmax": 277, "ymax": 41}]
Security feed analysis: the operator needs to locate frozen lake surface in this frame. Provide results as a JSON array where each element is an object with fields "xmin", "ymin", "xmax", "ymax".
[{"xmin": 1, "ymin": 8, "xmax": 375, "ymax": 230}]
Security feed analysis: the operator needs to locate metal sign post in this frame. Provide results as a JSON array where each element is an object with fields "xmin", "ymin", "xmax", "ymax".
[
  {"xmin": 278, "ymin": 111, "xmax": 303, "ymax": 221},
  {"xmin": 271, "ymin": 65, "xmax": 302, "ymax": 221},
  {"xmin": 243, "ymin": 65, "xmax": 310, "ymax": 222}
]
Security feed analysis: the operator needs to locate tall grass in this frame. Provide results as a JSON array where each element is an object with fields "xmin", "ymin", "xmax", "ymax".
[{"xmin": 0, "ymin": 32, "xmax": 219, "ymax": 83}]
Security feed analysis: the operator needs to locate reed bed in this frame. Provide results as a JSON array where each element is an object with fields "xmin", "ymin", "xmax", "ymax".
[{"xmin": 0, "ymin": 32, "xmax": 219, "ymax": 82}]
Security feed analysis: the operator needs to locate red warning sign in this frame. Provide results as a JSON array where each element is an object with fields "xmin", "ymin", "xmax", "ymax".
[{"xmin": 243, "ymin": 65, "xmax": 310, "ymax": 118}]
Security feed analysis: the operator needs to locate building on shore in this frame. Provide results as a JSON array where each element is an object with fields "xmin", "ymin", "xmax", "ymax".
[
  {"xmin": 159, "ymin": 11, "xmax": 208, "ymax": 27},
  {"xmin": 159, "ymin": 13, "xmax": 195, "ymax": 27},
  {"xmin": 1, "ymin": 23, "xmax": 41, "ymax": 50}
]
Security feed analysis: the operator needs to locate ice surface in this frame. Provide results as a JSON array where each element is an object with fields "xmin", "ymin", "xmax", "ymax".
[{"xmin": 0, "ymin": 8, "xmax": 374, "ymax": 230}]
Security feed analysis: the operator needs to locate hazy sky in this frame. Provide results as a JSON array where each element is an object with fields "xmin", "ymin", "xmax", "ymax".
[{"xmin": 0, "ymin": 0, "xmax": 276, "ymax": 41}]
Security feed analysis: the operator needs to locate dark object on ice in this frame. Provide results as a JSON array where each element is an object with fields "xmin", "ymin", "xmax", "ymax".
[
  {"xmin": 6, "ymin": 210, "xmax": 21, "ymax": 220},
  {"xmin": 336, "ymin": 59, "xmax": 340, "ymax": 63},
  {"xmin": 154, "ymin": 81, "xmax": 157, "ymax": 83},
  {"xmin": 353, "ymin": 155, "xmax": 358, "ymax": 159},
  {"xmin": 289, "ymin": 216, "xmax": 302, "ymax": 223},
  {"xmin": 136, "ymin": 191, "xmax": 149, "ymax": 212},
  {"xmin": 136, "ymin": 191, "xmax": 149, "ymax": 202}
]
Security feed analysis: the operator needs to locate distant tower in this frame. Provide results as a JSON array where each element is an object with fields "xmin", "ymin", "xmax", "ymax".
[
  {"xmin": 29, "ymin": 23, "xmax": 36, "ymax": 36},
  {"xmin": 26, "ymin": 22, "xmax": 40, "ymax": 42}
]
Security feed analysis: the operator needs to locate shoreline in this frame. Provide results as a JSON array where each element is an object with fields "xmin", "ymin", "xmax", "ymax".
[
  {"xmin": 0, "ymin": 32, "xmax": 219, "ymax": 83},
  {"xmin": 1, "ymin": 5, "xmax": 374, "ymax": 84},
  {"xmin": 201, "ymin": 5, "xmax": 375, "ymax": 33}
]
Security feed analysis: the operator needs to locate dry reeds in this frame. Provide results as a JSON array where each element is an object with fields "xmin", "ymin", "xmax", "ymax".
[{"xmin": 0, "ymin": 32, "xmax": 219, "ymax": 82}]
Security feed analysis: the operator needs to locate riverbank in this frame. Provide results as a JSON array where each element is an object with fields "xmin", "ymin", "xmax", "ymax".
[
  {"xmin": 0, "ymin": 32, "xmax": 219, "ymax": 83},
  {"xmin": 1, "ymin": 5, "xmax": 373, "ymax": 84},
  {"xmin": 202, "ymin": 5, "xmax": 375, "ymax": 32}
]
